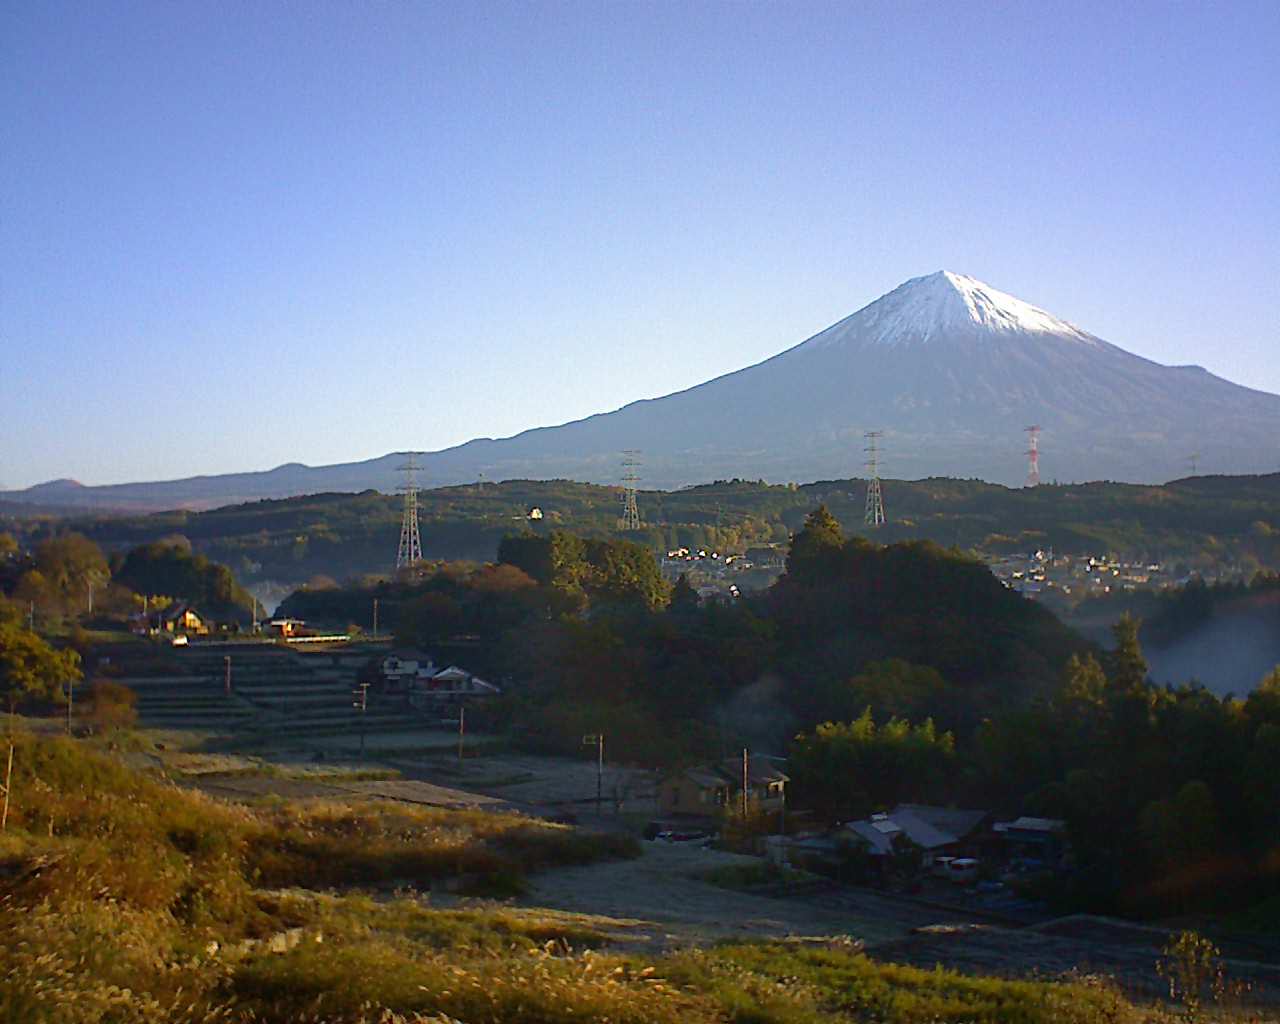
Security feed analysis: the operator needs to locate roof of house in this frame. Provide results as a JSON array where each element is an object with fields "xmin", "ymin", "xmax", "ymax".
[
  {"xmin": 683, "ymin": 768, "xmax": 727, "ymax": 788},
  {"xmin": 667, "ymin": 759, "xmax": 789, "ymax": 790},
  {"xmin": 846, "ymin": 804, "xmax": 990, "ymax": 854},
  {"xmin": 994, "ymin": 816, "xmax": 1065, "ymax": 834},
  {"xmin": 157, "ymin": 602, "xmax": 198, "ymax": 623},
  {"xmin": 432, "ymin": 666, "xmax": 471, "ymax": 682},
  {"xmin": 846, "ymin": 819, "xmax": 900, "ymax": 856},
  {"xmin": 892, "ymin": 804, "xmax": 989, "ymax": 839},
  {"xmin": 384, "ymin": 649, "xmax": 433, "ymax": 664}
]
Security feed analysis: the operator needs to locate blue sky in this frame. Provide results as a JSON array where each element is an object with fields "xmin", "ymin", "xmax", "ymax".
[{"xmin": 2, "ymin": 1, "xmax": 1277, "ymax": 488}]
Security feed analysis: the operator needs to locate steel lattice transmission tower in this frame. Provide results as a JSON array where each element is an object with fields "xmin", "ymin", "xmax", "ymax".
[
  {"xmin": 396, "ymin": 453, "xmax": 424, "ymax": 570},
  {"xmin": 618, "ymin": 450, "xmax": 642, "ymax": 531},
  {"xmin": 1024, "ymin": 426, "xmax": 1041, "ymax": 488},
  {"xmin": 863, "ymin": 431, "xmax": 886, "ymax": 528}
]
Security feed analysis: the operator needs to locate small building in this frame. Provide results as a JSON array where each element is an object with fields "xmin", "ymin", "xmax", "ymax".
[
  {"xmin": 407, "ymin": 665, "xmax": 500, "ymax": 711},
  {"xmin": 133, "ymin": 602, "xmax": 209, "ymax": 636},
  {"xmin": 377, "ymin": 651, "xmax": 500, "ymax": 707},
  {"xmin": 845, "ymin": 804, "xmax": 990, "ymax": 866},
  {"xmin": 993, "ymin": 816, "xmax": 1067, "ymax": 866},
  {"xmin": 379, "ymin": 649, "xmax": 436, "ymax": 694},
  {"xmin": 266, "ymin": 618, "xmax": 307, "ymax": 638},
  {"xmin": 658, "ymin": 758, "xmax": 788, "ymax": 821}
]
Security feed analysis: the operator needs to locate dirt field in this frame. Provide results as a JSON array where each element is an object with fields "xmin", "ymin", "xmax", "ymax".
[
  {"xmin": 396, "ymin": 751, "xmax": 658, "ymax": 816},
  {"xmin": 509, "ymin": 841, "xmax": 952, "ymax": 951}
]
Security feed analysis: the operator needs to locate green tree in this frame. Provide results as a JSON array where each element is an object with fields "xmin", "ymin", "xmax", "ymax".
[
  {"xmin": 785, "ymin": 505, "xmax": 843, "ymax": 582},
  {"xmin": 0, "ymin": 621, "xmax": 82, "ymax": 714},
  {"xmin": 790, "ymin": 710, "xmax": 956, "ymax": 821},
  {"xmin": 669, "ymin": 573, "xmax": 700, "ymax": 615},
  {"xmin": 1109, "ymin": 613, "xmax": 1149, "ymax": 695},
  {"xmin": 1060, "ymin": 652, "xmax": 1108, "ymax": 710},
  {"xmin": 841, "ymin": 658, "xmax": 955, "ymax": 723},
  {"xmin": 34, "ymin": 533, "xmax": 109, "ymax": 613}
]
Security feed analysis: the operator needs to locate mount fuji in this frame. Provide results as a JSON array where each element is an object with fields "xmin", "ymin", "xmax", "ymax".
[{"xmin": 7, "ymin": 272, "xmax": 1280, "ymax": 509}]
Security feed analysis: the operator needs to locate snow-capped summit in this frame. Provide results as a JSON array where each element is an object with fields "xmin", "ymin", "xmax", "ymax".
[{"xmin": 803, "ymin": 271, "xmax": 1095, "ymax": 350}]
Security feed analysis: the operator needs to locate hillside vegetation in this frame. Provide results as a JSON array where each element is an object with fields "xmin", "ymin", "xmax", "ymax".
[{"xmin": 8, "ymin": 473, "xmax": 1279, "ymax": 589}]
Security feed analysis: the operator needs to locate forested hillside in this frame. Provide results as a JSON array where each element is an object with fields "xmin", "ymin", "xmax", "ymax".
[{"xmin": 4, "ymin": 473, "xmax": 1278, "ymax": 593}]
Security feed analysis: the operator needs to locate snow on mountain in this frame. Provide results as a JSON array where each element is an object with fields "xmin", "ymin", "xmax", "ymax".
[{"xmin": 801, "ymin": 271, "xmax": 1096, "ymax": 349}]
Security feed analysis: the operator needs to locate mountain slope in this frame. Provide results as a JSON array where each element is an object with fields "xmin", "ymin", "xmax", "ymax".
[{"xmin": 6, "ymin": 271, "xmax": 1279, "ymax": 509}]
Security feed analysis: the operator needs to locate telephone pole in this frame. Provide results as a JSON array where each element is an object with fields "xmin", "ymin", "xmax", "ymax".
[
  {"xmin": 352, "ymin": 682, "xmax": 370, "ymax": 757},
  {"xmin": 583, "ymin": 733, "xmax": 604, "ymax": 812},
  {"xmin": 457, "ymin": 705, "xmax": 465, "ymax": 762}
]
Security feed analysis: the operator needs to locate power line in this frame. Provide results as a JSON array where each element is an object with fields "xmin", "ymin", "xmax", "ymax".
[
  {"xmin": 864, "ymin": 431, "xmax": 885, "ymax": 527},
  {"xmin": 1025, "ymin": 426, "xmax": 1041, "ymax": 487},
  {"xmin": 618, "ymin": 451, "xmax": 642, "ymax": 531},
  {"xmin": 396, "ymin": 453, "xmax": 423, "ymax": 570}
]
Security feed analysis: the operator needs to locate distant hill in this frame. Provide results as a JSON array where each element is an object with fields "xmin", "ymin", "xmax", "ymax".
[
  {"xmin": 5, "ymin": 271, "xmax": 1279, "ymax": 511},
  {"xmin": 9, "ymin": 473, "xmax": 1276, "ymax": 594}
]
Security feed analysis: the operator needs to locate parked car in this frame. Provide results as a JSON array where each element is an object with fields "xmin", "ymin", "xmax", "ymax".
[{"xmin": 944, "ymin": 857, "xmax": 980, "ymax": 883}]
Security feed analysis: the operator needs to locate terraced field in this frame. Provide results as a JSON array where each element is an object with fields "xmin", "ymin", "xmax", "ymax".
[{"xmin": 115, "ymin": 642, "xmax": 445, "ymax": 747}]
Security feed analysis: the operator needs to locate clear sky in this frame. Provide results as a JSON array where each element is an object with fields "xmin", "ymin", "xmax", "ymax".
[{"xmin": 2, "ymin": 1, "xmax": 1277, "ymax": 489}]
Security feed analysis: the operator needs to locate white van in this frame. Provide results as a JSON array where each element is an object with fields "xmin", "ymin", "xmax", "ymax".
[{"xmin": 945, "ymin": 857, "xmax": 979, "ymax": 883}]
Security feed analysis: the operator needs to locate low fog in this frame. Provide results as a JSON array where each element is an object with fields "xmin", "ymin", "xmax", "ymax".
[{"xmin": 1144, "ymin": 599, "xmax": 1280, "ymax": 697}]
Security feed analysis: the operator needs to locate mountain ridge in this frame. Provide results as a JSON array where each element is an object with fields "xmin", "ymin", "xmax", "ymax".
[{"xmin": 6, "ymin": 272, "xmax": 1279, "ymax": 510}]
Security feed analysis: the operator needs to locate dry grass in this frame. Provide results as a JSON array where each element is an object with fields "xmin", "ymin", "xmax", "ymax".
[{"xmin": 0, "ymin": 732, "xmax": 1228, "ymax": 1024}]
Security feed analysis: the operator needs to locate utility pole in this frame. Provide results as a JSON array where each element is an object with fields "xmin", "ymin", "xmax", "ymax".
[
  {"xmin": 251, "ymin": 596, "xmax": 258, "ymax": 634},
  {"xmin": 457, "ymin": 705, "xmax": 465, "ymax": 762},
  {"xmin": 583, "ymin": 733, "xmax": 604, "ymax": 812},
  {"xmin": 87, "ymin": 580, "xmax": 94, "ymax": 616},
  {"xmin": 352, "ymin": 682, "xmax": 370, "ymax": 758},
  {"xmin": 223, "ymin": 656, "xmax": 232, "ymax": 698},
  {"xmin": 372, "ymin": 598, "xmax": 379, "ymax": 638},
  {"xmin": 1, "ymin": 743, "xmax": 12, "ymax": 832},
  {"xmin": 741, "ymin": 748, "xmax": 749, "ymax": 820}
]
